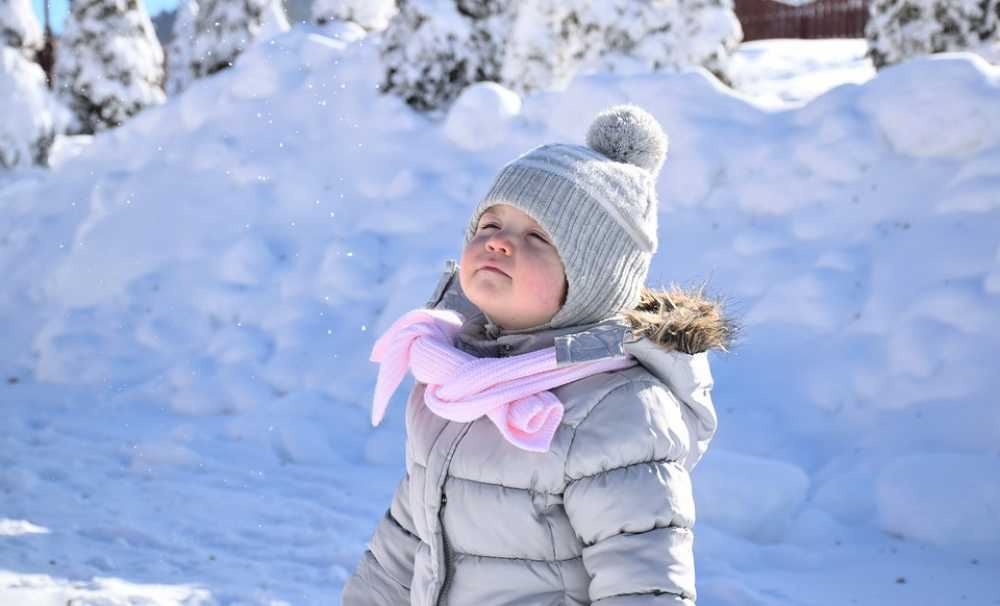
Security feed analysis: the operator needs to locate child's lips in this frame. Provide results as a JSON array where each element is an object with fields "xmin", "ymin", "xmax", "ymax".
[{"xmin": 479, "ymin": 263, "xmax": 510, "ymax": 277}]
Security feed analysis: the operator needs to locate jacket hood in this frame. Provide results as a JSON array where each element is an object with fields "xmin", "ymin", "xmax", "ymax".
[
  {"xmin": 622, "ymin": 284, "xmax": 737, "ymax": 355},
  {"xmin": 621, "ymin": 284, "xmax": 738, "ymax": 471}
]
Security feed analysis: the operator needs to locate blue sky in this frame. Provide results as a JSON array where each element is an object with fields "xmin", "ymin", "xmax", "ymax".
[{"xmin": 32, "ymin": 0, "xmax": 178, "ymax": 32}]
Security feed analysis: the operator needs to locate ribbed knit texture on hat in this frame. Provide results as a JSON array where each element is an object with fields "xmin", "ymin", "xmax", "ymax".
[{"xmin": 462, "ymin": 104, "xmax": 669, "ymax": 333}]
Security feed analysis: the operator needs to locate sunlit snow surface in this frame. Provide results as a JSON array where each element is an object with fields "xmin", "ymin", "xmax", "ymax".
[
  {"xmin": 1, "ymin": 25, "xmax": 999, "ymax": 605},
  {"xmin": 728, "ymin": 38, "xmax": 876, "ymax": 107}
]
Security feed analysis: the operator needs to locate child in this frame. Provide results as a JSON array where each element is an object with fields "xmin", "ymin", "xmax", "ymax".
[{"xmin": 342, "ymin": 104, "xmax": 734, "ymax": 606}]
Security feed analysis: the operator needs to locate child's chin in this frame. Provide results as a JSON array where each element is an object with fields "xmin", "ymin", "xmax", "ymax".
[
  {"xmin": 466, "ymin": 293, "xmax": 506, "ymax": 318},
  {"xmin": 468, "ymin": 276, "xmax": 511, "ymax": 297}
]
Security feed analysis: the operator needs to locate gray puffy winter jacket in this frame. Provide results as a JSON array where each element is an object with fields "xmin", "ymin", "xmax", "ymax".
[{"xmin": 342, "ymin": 262, "xmax": 730, "ymax": 605}]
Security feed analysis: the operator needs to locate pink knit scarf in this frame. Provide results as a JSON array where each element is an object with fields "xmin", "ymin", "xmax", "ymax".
[{"xmin": 370, "ymin": 308, "xmax": 637, "ymax": 452}]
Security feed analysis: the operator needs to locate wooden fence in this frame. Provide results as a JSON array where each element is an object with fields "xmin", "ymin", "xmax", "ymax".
[{"xmin": 734, "ymin": 0, "xmax": 871, "ymax": 40}]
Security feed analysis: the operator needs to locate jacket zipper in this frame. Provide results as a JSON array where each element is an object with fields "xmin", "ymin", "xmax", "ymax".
[
  {"xmin": 435, "ymin": 422, "xmax": 472, "ymax": 606},
  {"xmin": 437, "ymin": 491, "xmax": 452, "ymax": 606}
]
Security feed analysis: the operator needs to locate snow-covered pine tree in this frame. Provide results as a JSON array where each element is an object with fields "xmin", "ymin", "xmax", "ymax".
[
  {"xmin": 866, "ymin": 0, "xmax": 1000, "ymax": 69},
  {"xmin": 499, "ymin": 0, "xmax": 591, "ymax": 94},
  {"xmin": 165, "ymin": 0, "xmax": 198, "ymax": 95},
  {"xmin": 983, "ymin": 3, "xmax": 1000, "ymax": 62},
  {"xmin": 382, "ymin": 0, "xmax": 742, "ymax": 112},
  {"xmin": 53, "ymin": 0, "xmax": 165, "ymax": 134},
  {"xmin": 628, "ymin": 0, "xmax": 743, "ymax": 83},
  {"xmin": 0, "ymin": 0, "xmax": 42, "ymax": 58},
  {"xmin": 0, "ymin": 46, "xmax": 56, "ymax": 168},
  {"xmin": 257, "ymin": 0, "xmax": 290, "ymax": 39},
  {"xmin": 465, "ymin": 0, "xmax": 514, "ymax": 89},
  {"xmin": 311, "ymin": 0, "xmax": 397, "ymax": 31},
  {"xmin": 183, "ymin": 0, "xmax": 287, "ymax": 80},
  {"xmin": 379, "ymin": 0, "xmax": 514, "ymax": 113},
  {"xmin": 502, "ymin": 0, "xmax": 742, "ymax": 95}
]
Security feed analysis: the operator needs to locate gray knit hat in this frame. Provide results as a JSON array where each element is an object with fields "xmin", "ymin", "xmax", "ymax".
[{"xmin": 463, "ymin": 103, "xmax": 669, "ymax": 332}]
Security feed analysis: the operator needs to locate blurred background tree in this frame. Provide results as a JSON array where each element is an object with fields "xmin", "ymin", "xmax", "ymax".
[
  {"xmin": 52, "ymin": 0, "xmax": 165, "ymax": 133},
  {"xmin": 1, "ymin": 0, "xmax": 56, "ymax": 167},
  {"xmin": 867, "ymin": 0, "xmax": 999, "ymax": 68}
]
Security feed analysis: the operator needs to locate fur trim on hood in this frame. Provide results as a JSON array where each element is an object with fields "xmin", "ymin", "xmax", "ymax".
[{"xmin": 622, "ymin": 283, "xmax": 739, "ymax": 355}]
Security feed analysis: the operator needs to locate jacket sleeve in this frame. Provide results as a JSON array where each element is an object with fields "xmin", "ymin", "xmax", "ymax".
[
  {"xmin": 563, "ymin": 379, "xmax": 699, "ymax": 605},
  {"xmin": 341, "ymin": 471, "xmax": 421, "ymax": 605}
]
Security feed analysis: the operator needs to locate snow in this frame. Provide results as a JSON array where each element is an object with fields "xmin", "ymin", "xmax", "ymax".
[
  {"xmin": 858, "ymin": 53, "xmax": 1000, "ymax": 157},
  {"xmin": 311, "ymin": 0, "xmax": 398, "ymax": 31},
  {"xmin": 866, "ymin": 0, "xmax": 1000, "ymax": 69},
  {"xmin": 0, "ymin": 0, "xmax": 42, "ymax": 53},
  {"xmin": 443, "ymin": 81, "xmax": 523, "ymax": 151},
  {"xmin": 164, "ymin": 0, "xmax": 199, "ymax": 96},
  {"xmin": 382, "ymin": 0, "xmax": 740, "ymax": 113},
  {"xmin": 728, "ymin": 38, "xmax": 876, "ymax": 107},
  {"xmin": 503, "ymin": 0, "xmax": 742, "ymax": 95},
  {"xmin": 258, "ymin": 0, "xmax": 291, "ymax": 40},
  {"xmin": 0, "ymin": 47, "xmax": 58, "ymax": 168},
  {"xmin": 0, "ymin": 519, "xmax": 50, "ymax": 536},
  {"xmin": 0, "ymin": 570, "xmax": 213, "ymax": 606},
  {"xmin": 170, "ymin": 0, "xmax": 290, "ymax": 96},
  {"xmin": 52, "ymin": 0, "xmax": 166, "ymax": 133},
  {"xmin": 1, "ymin": 25, "xmax": 999, "ymax": 606},
  {"xmin": 695, "ymin": 450, "xmax": 811, "ymax": 544},
  {"xmin": 875, "ymin": 453, "xmax": 1000, "ymax": 546}
]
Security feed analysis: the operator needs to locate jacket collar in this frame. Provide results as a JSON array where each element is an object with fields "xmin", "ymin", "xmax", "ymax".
[
  {"xmin": 454, "ymin": 309, "xmax": 630, "ymax": 362},
  {"xmin": 426, "ymin": 259, "xmax": 630, "ymax": 361}
]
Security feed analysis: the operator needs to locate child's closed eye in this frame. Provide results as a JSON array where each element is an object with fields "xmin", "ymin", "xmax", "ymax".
[{"xmin": 479, "ymin": 222, "xmax": 551, "ymax": 244}]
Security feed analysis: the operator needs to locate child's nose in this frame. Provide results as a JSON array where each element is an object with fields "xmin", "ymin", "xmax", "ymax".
[{"xmin": 486, "ymin": 234, "xmax": 513, "ymax": 256}]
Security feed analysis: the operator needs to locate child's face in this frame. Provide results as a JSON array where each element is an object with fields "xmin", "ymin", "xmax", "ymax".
[{"xmin": 459, "ymin": 204, "xmax": 567, "ymax": 330}]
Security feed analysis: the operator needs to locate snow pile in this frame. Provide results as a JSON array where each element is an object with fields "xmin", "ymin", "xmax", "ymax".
[
  {"xmin": 728, "ymin": 38, "xmax": 876, "ymax": 107},
  {"xmin": 876, "ymin": 453, "xmax": 1000, "ymax": 545},
  {"xmin": 1, "ymin": 25, "xmax": 999, "ymax": 606},
  {"xmin": 858, "ymin": 53, "xmax": 1000, "ymax": 158},
  {"xmin": 443, "ymin": 81, "xmax": 522, "ymax": 151}
]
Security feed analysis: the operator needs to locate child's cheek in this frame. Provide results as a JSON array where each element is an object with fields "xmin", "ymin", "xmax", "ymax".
[
  {"xmin": 457, "ymin": 243, "xmax": 478, "ymax": 286},
  {"xmin": 523, "ymin": 270, "xmax": 563, "ymax": 309}
]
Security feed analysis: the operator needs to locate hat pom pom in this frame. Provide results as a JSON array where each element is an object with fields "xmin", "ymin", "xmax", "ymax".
[{"xmin": 586, "ymin": 104, "xmax": 668, "ymax": 176}]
